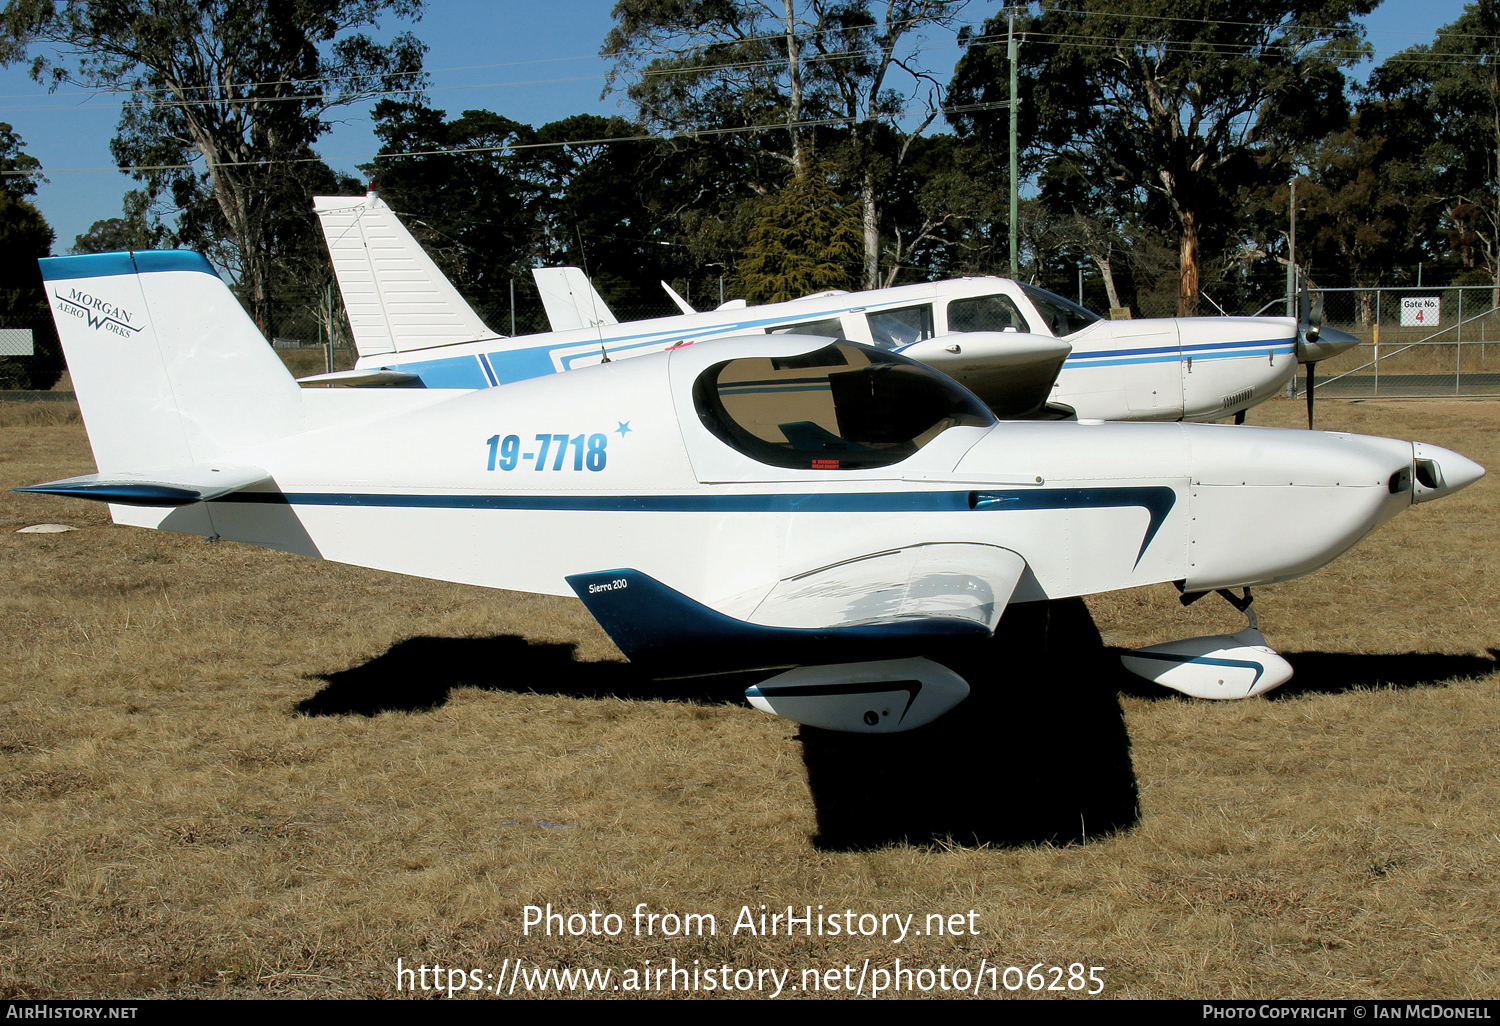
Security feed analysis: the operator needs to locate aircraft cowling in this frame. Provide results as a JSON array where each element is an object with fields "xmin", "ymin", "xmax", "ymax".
[
  {"xmin": 1184, "ymin": 429, "xmax": 1416, "ymax": 591},
  {"xmin": 1176, "ymin": 316, "xmax": 1298, "ymax": 421}
]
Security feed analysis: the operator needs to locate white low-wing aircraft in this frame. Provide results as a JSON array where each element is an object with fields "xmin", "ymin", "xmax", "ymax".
[
  {"xmin": 21, "ymin": 252, "xmax": 1481, "ymax": 730},
  {"xmin": 310, "ymin": 193, "xmax": 1357, "ymax": 423}
]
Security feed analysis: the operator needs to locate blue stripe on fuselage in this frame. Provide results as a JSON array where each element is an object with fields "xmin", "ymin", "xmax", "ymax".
[
  {"xmin": 214, "ymin": 484, "xmax": 1177, "ymax": 560},
  {"xmin": 1064, "ymin": 337, "xmax": 1295, "ymax": 369}
]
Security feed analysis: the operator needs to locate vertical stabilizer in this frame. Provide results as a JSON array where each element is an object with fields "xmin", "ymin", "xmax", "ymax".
[
  {"xmin": 314, "ymin": 193, "xmax": 496, "ymax": 357},
  {"xmin": 40, "ymin": 251, "xmax": 304, "ymax": 473},
  {"xmin": 532, "ymin": 266, "xmax": 619, "ymax": 331}
]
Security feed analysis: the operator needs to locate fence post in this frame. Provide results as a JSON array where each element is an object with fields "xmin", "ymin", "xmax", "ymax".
[
  {"xmin": 1457, "ymin": 288, "xmax": 1463, "ymax": 395},
  {"xmin": 324, "ymin": 284, "xmax": 334, "ymax": 375},
  {"xmin": 510, "ymin": 279, "xmax": 516, "ymax": 337},
  {"xmin": 1373, "ymin": 290, "xmax": 1379, "ymax": 397}
]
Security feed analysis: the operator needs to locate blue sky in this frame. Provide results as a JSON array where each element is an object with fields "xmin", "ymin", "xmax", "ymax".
[{"xmin": 0, "ymin": 0, "xmax": 1466, "ymax": 250}]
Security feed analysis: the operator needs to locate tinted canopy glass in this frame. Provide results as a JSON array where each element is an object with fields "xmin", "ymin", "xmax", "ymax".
[
  {"xmin": 948, "ymin": 294, "xmax": 1033, "ymax": 333},
  {"xmin": 693, "ymin": 341, "xmax": 994, "ymax": 470},
  {"xmin": 866, "ymin": 304, "xmax": 935, "ymax": 348}
]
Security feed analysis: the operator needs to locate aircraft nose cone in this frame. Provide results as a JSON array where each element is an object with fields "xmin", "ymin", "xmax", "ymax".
[{"xmin": 1412, "ymin": 442, "xmax": 1486, "ymax": 503}]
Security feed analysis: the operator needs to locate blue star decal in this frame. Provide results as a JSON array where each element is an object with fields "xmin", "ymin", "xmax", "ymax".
[{"xmin": 615, "ymin": 421, "xmax": 632, "ymax": 436}]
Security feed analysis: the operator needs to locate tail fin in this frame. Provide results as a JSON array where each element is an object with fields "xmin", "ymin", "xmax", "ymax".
[
  {"xmin": 41, "ymin": 251, "xmax": 303, "ymax": 473},
  {"xmin": 314, "ymin": 193, "xmax": 496, "ymax": 357},
  {"xmin": 532, "ymin": 267, "xmax": 619, "ymax": 331}
]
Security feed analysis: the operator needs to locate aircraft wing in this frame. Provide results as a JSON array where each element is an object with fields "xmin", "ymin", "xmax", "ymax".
[
  {"xmin": 532, "ymin": 267, "xmax": 619, "ymax": 331},
  {"xmin": 15, "ymin": 464, "xmax": 272, "ymax": 507},
  {"xmin": 899, "ymin": 332, "xmax": 1071, "ymax": 418},
  {"xmin": 567, "ymin": 543, "xmax": 1025, "ymax": 672}
]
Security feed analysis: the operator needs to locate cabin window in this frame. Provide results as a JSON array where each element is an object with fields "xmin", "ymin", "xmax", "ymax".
[
  {"xmin": 866, "ymin": 304, "xmax": 935, "ymax": 348},
  {"xmin": 947, "ymin": 294, "xmax": 1033, "ymax": 334},
  {"xmin": 1019, "ymin": 284, "xmax": 1101, "ymax": 337},
  {"xmin": 765, "ymin": 317, "xmax": 845, "ymax": 337},
  {"xmin": 693, "ymin": 341, "xmax": 994, "ymax": 471}
]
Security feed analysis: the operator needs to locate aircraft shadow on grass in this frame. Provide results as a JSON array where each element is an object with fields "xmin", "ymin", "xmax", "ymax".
[
  {"xmin": 294, "ymin": 599, "xmax": 1144, "ymax": 851},
  {"xmin": 295, "ymin": 635, "xmax": 758, "ymax": 716}
]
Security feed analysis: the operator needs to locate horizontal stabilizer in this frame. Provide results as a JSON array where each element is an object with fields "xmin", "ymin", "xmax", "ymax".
[
  {"xmin": 16, "ymin": 464, "xmax": 272, "ymax": 508},
  {"xmin": 566, "ymin": 568, "xmax": 990, "ymax": 672},
  {"xmin": 662, "ymin": 280, "xmax": 695, "ymax": 315},
  {"xmin": 296, "ymin": 368, "xmax": 423, "ymax": 387}
]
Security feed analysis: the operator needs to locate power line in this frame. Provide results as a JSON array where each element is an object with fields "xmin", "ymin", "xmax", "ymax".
[{"xmin": 0, "ymin": 98, "xmax": 1017, "ymax": 176}]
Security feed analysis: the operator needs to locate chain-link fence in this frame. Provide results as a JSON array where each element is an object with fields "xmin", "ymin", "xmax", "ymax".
[
  {"xmin": 258, "ymin": 276, "xmax": 1500, "ymax": 399},
  {"xmin": 1297, "ymin": 286, "xmax": 1500, "ymax": 400},
  {"xmin": 0, "ymin": 313, "xmax": 63, "ymax": 391}
]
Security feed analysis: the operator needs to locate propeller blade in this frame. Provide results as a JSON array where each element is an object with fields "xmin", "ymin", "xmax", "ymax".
[{"xmin": 1299, "ymin": 277, "xmax": 1320, "ymax": 344}]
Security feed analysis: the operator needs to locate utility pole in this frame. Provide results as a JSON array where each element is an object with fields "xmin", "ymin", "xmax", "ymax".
[
  {"xmin": 1285, "ymin": 175, "xmax": 1296, "ymax": 317},
  {"xmin": 1008, "ymin": 7, "xmax": 1019, "ymax": 279},
  {"xmin": 1285, "ymin": 174, "xmax": 1297, "ymax": 399}
]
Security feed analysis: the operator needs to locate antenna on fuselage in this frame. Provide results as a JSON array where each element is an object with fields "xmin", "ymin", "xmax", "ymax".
[{"xmin": 576, "ymin": 227, "xmax": 610, "ymax": 363}]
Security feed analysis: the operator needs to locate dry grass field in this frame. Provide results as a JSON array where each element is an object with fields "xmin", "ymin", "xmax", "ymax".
[{"xmin": 0, "ymin": 395, "xmax": 1495, "ymax": 1000}]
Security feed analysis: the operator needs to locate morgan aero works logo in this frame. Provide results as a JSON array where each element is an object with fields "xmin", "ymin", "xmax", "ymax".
[{"xmin": 54, "ymin": 286, "xmax": 142, "ymax": 337}]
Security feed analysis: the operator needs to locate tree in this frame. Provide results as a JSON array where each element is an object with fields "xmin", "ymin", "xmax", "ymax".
[
  {"xmin": 366, "ymin": 103, "xmax": 722, "ymax": 326},
  {"xmin": 1372, "ymin": 1, "xmax": 1500, "ymax": 302},
  {"xmin": 70, "ymin": 189, "xmax": 172, "ymax": 253},
  {"xmin": 365, "ymin": 99, "xmax": 544, "ymax": 326},
  {"xmin": 0, "ymin": 122, "xmax": 58, "ymax": 389},
  {"xmin": 1281, "ymin": 101, "xmax": 1441, "ymax": 322},
  {"xmin": 951, "ymin": 1, "xmax": 1372, "ymax": 316},
  {"xmin": 877, "ymin": 131, "xmax": 1000, "ymax": 286},
  {"xmin": 604, "ymin": 0, "xmax": 969, "ymax": 290},
  {"xmin": 736, "ymin": 158, "xmax": 861, "ymax": 301},
  {"xmin": 1, "ymin": 0, "xmax": 427, "ymax": 335},
  {"xmin": 602, "ymin": 0, "xmax": 817, "ymax": 182}
]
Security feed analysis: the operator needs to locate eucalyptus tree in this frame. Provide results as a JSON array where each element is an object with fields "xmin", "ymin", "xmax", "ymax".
[
  {"xmin": 0, "ymin": 0, "xmax": 427, "ymax": 334},
  {"xmin": 951, "ymin": 0, "xmax": 1372, "ymax": 316},
  {"xmin": 1372, "ymin": 1, "xmax": 1500, "ymax": 302},
  {"xmin": 604, "ymin": 0, "xmax": 971, "ymax": 290}
]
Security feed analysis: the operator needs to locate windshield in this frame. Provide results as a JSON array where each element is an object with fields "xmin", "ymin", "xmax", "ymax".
[{"xmin": 1019, "ymin": 284, "xmax": 1102, "ymax": 337}]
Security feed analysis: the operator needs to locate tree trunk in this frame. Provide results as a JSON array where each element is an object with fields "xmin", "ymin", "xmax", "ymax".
[
  {"xmin": 195, "ymin": 133, "xmax": 275, "ymax": 337},
  {"xmin": 784, "ymin": 0, "xmax": 803, "ymax": 174},
  {"xmin": 861, "ymin": 164, "xmax": 879, "ymax": 290},
  {"xmin": 1093, "ymin": 254, "xmax": 1121, "ymax": 310},
  {"xmin": 1177, "ymin": 210, "xmax": 1200, "ymax": 317}
]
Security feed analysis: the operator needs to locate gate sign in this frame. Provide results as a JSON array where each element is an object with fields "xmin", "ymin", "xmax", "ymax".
[{"xmin": 1401, "ymin": 296, "xmax": 1440, "ymax": 327}]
